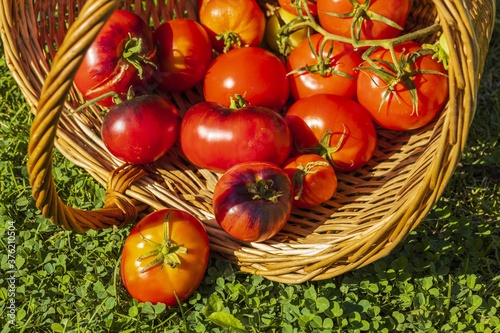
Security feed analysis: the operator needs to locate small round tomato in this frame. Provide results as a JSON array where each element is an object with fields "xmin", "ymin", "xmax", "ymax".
[
  {"xmin": 285, "ymin": 94, "xmax": 377, "ymax": 172},
  {"xmin": 153, "ymin": 18, "xmax": 213, "ymax": 92},
  {"xmin": 180, "ymin": 101, "xmax": 292, "ymax": 173},
  {"xmin": 357, "ymin": 41, "xmax": 449, "ymax": 131},
  {"xmin": 287, "ymin": 33, "xmax": 362, "ymax": 100},
  {"xmin": 199, "ymin": 0, "xmax": 266, "ymax": 53},
  {"xmin": 282, "ymin": 154, "xmax": 337, "ymax": 208},
  {"xmin": 278, "ymin": 0, "xmax": 318, "ymax": 16},
  {"xmin": 203, "ymin": 47, "xmax": 290, "ymax": 111},
  {"xmin": 101, "ymin": 95, "xmax": 180, "ymax": 165},
  {"xmin": 317, "ymin": 0, "xmax": 411, "ymax": 41},
  {"xmin": 213, "ymin": 161, "xmax": 293, "ymax": 242},
  {"xmin": 120, "ymin": 209, "xmax": 210, "ymax": 306},
  {"xmin": 265, "ymin": 7, "xmax": 310, "ymax": 56},
  {"xmin": 74, "ymin": 9, "xmax": 157, "ymax": 107}
]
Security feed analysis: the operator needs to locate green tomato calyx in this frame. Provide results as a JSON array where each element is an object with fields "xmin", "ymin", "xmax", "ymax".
[
  {"xmin": 137, "ymin": 211, "xmax": 188, "ymax": 273},
  {"xmin": 123, "ymin": 34, "xmax": 157, "ymax": 80},
  {"xmin": 248, "ymin": 179, "xmax": 283, "ymax": 203}
]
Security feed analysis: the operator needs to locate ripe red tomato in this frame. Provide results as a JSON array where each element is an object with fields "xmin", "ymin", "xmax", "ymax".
[
  {"xmin": 101, "ymin": 95, "xmax": 180, "ymax": 165},
  {"xmin": 203, "ymin": 47, "xmax": 290, "ymax": 111},
  {"xmin": 285, "ymin": 94, "xmax": 377, "ymax": 172},
  {"xmin": 120, "ymin": 209, "xmax": 210, "ymax": 306},
  {"xmin": 357, "ymin": 41, "xmax": 449, "ymax": 131},
  {"xmin": 278, "ymin": 0, "xmax": 318, "ymax": 16},
  {"xmin": 282, "ymin": 154, "xmax": 338, "ymax": 208},
  {"xmin": 180, "ymin": 101, "xmax": 292, "ymax": 173},
  {"xmin": 316, "ymin": 0, "xmax": 411, "ymax": 41},
  {"xmin": 286, "ymin": 33, "xmax": 362, "ymax": 100},
  {"xmin": 74, "ymin": 9, "xmax": 157, "ymax": 107},
  {"xmin": 153, "ymin": 18, "xmax": 213, "ymax": 93},
  {"xmin": 212, "ymin": 161, "xmax": 293, "ymax": 242},
  {"xmin": 199, "ymin": 0, "xmax": 266, "ymax": 53}
]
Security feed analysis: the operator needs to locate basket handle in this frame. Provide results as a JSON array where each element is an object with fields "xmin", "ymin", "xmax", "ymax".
[{"xmin": 27, "ymin": 0, "xmax": 146, "ymax": 232}]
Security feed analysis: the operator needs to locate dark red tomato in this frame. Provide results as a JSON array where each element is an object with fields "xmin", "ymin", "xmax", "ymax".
[
  {"xmin": 285, "ymin": 94, "xmax": 377, "ymax": 172},
  {"xmin": 203, "ymin": 47, "xmax": 290, "ymax": 111},
  {"xmin": 121, "ymin": 208, "xmax": 210, "ymax": 306},
  {"xmin": 180, "ymin": 101, "xmax": 292, "ymax": 173},
  {"xmin": 278, "ymin": 0, "xmax": 318, "ymax": 16},
  {"xmin": 212, "ymin": 161, "xmax": 293, "ymax": 242},
  {"xmin": 74, "ymin": 9, "xmax": 157, "ymax": 107},
  {"xmin": 317, "ymin": 0, "xmax": 411, "ymax": 41},
  {"xmin": 286, "ymin": 33, "xmax": 362, "ymax": 100},
  {"xmin": 101, "ymin": 95, "xmax": 180, "ymax": 165},
  {"xmin": 357, "ymin": 41, "xmax": 449, "ymax": 131},
  {"xmin": 153, "ymin": 18, "xmax": 213, "ymax": 93},
  {"xmin": 199, "ymin": 0, "xmax": 266, "ymax": 53},
  {"xmin": 282, "ymin": 154, "xmax": 338, "ymax": 208}
]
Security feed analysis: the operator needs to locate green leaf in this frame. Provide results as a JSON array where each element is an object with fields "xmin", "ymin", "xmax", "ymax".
[
  {"xmin": 207, "ymin": 312, "xmax": 245, "ymax": 332},
  {"xmin": 316, "ymin": 297, "xmax": 330, "ymax": 313},
  {"xmin": 128, "ymin": 306, "xmax": 139, "ymax": 317},
  {"xmin": 203, "ymin": 294, "xmax": 224, "ymax": 316},
  {"xmin": 51, "ymin": 323, "xmax": 64, "ymax": 332}
]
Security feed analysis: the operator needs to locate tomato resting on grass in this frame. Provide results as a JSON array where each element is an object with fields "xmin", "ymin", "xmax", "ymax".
[
  {"xmin": 74, "ymin": 9, "xmax": 157, "ymax": 107},
  {"xmin": 212, "ymin": 161, "xmax": 293, "ymax": 242},
  {"xmin": 180, "ymin": 100, "xmax": 292, "ymax": 173},
  {"xmin": 153, "ymin": 18, "xmax": 213, "ymax": 93},
  {"xmin": 356, "ymin": 41, "xmax": 449, "ymax": 131},
  {"xmin": 203, "ymin": 47, "xmax": 290, "ymax": 111},
  {"xmin": 120, "ymin": 209, "xmax": 210, "ymax": 306},
  {"xmin": 286, "ymin": 94, "xmax": 377, "ymax": 172},
  {"xmin": 282, "ymin": 154, "xmax": 338, "ymax": 208},
  {"xmin": 101, "ymin": 95, "xmax": 180, "ymax": 165}
]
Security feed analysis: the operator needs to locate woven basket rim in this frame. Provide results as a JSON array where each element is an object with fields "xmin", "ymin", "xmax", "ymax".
[{"xmin": 0, "ymin": 0, "xmax": 496, "ymax": 283}]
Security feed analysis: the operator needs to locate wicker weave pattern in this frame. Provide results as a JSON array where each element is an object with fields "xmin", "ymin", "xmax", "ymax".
[{"xmin": 0, "ymin": 0, "xmax": 495, "ymax": 283}]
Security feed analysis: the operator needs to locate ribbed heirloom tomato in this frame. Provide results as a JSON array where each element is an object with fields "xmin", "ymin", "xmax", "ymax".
[
  {"xmin": 282, "ymin": 154, "xmax": 338, "ymax": 208},
  {"xmin": 286, "ymin": 94, "xmax": 377, "ymax": 172},
  {"xmin": 278, "ymin": 0, "xmax": 318, "ymax": 16},
  {"xmin": 120, "ymin": 209, "xmax": 210, "ymax": 306},
  {"xmin": 203, "ymin": 47, "xmax": 290, "ymax": 111},
  {"xmin": 153, "ymin": 18, "xmax": 213, "ymax": 93},
  {"xmin": 356, "ymin": 41, "xmax": 449, "ymax": 131},
  {"xmin": 199, "ymin": 0, "xmax": 266, "ymax": 53},
  {"xmin": 212, "ymin": 162, "xmax": 293, "ymax": 243},
  {"xmin": 101, "ymin": 95, "xmax": 180, "ymax": 165},
  {"xmin": 180, "ymin": 101, "xmax": 292, "ymax": 173},
  {"xmin": 74, "ymin": 9, "xmax": 157, "ymax": 107}
]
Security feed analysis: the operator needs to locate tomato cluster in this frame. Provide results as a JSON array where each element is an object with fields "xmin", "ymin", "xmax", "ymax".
[{"xmin": 73, "ymin": 0, "xmax": 450, "ymax": 306}]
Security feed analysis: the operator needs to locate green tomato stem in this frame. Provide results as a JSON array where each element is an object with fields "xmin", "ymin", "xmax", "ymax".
[
  {"xmin": 247, "ymin": 179, "xmax": 283, "ymax": 203},
  {"xmin": 137, "ymin": 211, "xmax": 188, "ymax": 273}
]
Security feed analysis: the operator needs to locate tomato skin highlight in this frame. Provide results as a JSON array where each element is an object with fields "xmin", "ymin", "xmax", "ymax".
[
  {"xmin": 317, "ymin": 0, "xmax": 411, "ymax": 40},
  {"xmin": 286, "ymin": 34, "xmax": 363, "ymax": 100},
  {"xmin": 203, "ymin": 47, "xmax": 290, "ymax": 111},
  {"xmin": 74, "ymin": 9, "xmax": 157, "ymax": 107},
  {"xmin": 282, "ymin": 154, "xmax": 338, "ymax": 208},
  {"xmin": 101, "ymin": 95, "xmax": 180, "ymax": 165},
  {"xmin": 153, "ymin": 18, "xmax": 213, "ymax": 92},
  {"xmin": 357, "ymin": 41, "xmax": 449, "ymax": 131},
  {"xmin": 120, "ymin": 209, "xmax": 210, "ymax": 306},
  {"xmin": 199, "ymin": 0, "xmax": 266, "ymax": 53},
  {"xmin": 213, "ymin": 162, "xmax": 293, "ymax": 242},
  {"xmin": 180, "ymin": 101, "xmax": 293, "ymax": 173},
  {"xmin": 286, "ymin": 94, "xmax": 377, "ymax": 172}
]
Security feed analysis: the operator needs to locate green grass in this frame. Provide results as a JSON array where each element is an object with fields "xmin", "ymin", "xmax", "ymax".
[{"xmin": 1, "ymin": 12, "xmax": 500, "ymax": 333}]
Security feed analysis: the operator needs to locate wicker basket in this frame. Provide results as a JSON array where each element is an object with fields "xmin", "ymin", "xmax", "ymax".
[{"xmin": 0, "ymin": 0, "xmax": 495, "ymax": 283}]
